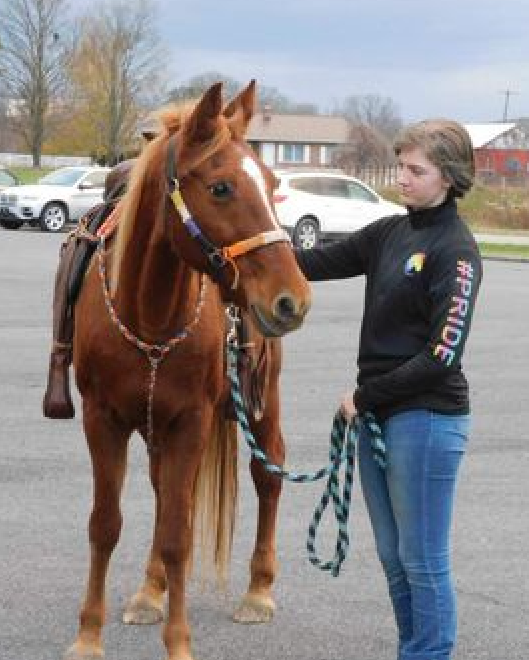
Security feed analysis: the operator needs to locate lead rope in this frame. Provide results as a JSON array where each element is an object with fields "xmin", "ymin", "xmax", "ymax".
[{"xmin": 226, "ymin": 341, "xmax": 386, "ymax": 576}]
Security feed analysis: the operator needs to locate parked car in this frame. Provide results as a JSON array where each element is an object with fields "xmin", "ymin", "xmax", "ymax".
[
  {"xmin": 273, "ymin": 170, "xmax": 406, "ymax": 249},
  {"xmin": 0, "ymin": 165, "xmax": 110, "ymax": 232},
  {"xmin": 0, "ymin": 168, "xmax": 20, "ymax": 190}
]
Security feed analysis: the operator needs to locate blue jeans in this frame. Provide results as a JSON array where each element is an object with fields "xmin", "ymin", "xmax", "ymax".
[{"xmin": 358, "ymin": 409, "xmax": 469, "ymax": 660}]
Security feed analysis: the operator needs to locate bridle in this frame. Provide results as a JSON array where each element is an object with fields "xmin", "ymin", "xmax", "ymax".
[{"xmin": 165, "ymin": 134, "xmax": 290, "ymax": 291}]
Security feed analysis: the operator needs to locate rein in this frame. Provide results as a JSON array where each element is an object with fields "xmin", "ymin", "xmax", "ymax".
[
  {"xmin": 165, "ymin": 134, "xmax": 290, "ymax": 291},
  {"xmin": 97, "ymin": 236, "xmax": 207, "ymax": 452},
  {"xmin": 226, "ymin": 340, "xmax": 386, "ymax": 576}
]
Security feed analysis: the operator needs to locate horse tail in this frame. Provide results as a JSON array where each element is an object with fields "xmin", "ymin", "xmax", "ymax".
[{"xmin": 191, "ymin": 411, "xmax": 238, "ymax": 588}]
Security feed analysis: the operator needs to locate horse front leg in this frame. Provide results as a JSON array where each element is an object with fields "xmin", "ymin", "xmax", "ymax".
[
  {"xmin": 158, "ymin": 412, "xmax": 209, "ymax": 660},
  {"xmin": 123, "ymin": 451, "xmax": 166, "ymax": 625},
  {"xmin": 65, "ymin": 400, "xmax": 130, "ymax": 660},
  {"xmin": 233, "ymin": 392, "xmax": 284, "ymax": 624}
]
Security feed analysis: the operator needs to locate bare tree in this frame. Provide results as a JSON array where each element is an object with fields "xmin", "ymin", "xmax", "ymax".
[
  {"xmin": 167, "ymin": 72, "xmax": 242, "ymax": 104},
  {"xmin": 339, "ymin": 94, "xmax": 403, "ymax": 139},
  {"xmin": 167, "ymin": 73, "xmax": 316, "ymax": 115},
  {"xmin": 67, "ymin": 0, "xmax": 166, "ymax": 164},
  {"xmin": 332, "ymin": 123, "xmax": 391, "ymax": 175},
  {"xmin": 0, "ymin": 0, "xmax": 69, "ymax": 165},
  {"xmin": 0, "ymin": 96, "xmax": 10, "ymax": 152},
  {"xmin": 256, "ymin": 86, "xmax": 318, "ymax": 114}
]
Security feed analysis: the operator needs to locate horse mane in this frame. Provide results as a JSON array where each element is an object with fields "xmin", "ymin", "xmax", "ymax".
[{"xmin": 109, "ymin": 100, "xmax": 201, "ymax": 295}]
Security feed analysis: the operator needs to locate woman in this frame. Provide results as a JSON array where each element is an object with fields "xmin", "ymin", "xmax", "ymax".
[{"xmin": 295, "ymin": 119, "xmax": 482, "ymax": 660}]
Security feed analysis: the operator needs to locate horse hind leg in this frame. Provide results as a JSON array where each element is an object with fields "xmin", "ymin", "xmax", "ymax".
[
  {"xmin": 123, "ymin": 450, "xmax": 166, "ymax": 625},
  {"xmin": 65, "ymin": 402, "xmax": 130, "ymax": 660},
  {"xmin": 233, "ymin": 396, "xmax": 284, "ymax": 624}
]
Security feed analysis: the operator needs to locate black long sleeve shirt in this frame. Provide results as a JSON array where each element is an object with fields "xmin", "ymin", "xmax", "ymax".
[{"xmin": 295, "ymin": 197, "xmax": 482, "ymax": 420}]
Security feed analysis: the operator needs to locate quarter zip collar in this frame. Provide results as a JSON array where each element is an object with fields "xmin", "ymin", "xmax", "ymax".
[{"xmin": 407, "ymin": 195, "xmax": 457, "ymax": 229}]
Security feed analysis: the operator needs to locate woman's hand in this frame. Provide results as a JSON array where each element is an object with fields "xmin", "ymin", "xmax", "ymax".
[{"xmin": 339, "ymin": 391, "xmax": 357, "ymax": 422}]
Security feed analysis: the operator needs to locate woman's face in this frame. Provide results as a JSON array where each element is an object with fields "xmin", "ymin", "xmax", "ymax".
[{"xmin": 396, "ymin": 146, "xmax": 451, "ymax": 209}]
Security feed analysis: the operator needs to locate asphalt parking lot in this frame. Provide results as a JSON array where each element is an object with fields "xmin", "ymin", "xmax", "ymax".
[{"xmin": 0, "ymin": 229, "xmax": 527, "ymax": 660}]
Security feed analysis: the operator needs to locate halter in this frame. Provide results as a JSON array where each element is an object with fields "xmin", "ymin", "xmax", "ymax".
[{"xmin": 165, "ymin": 134, "xmax": 290, "ymax": 290}]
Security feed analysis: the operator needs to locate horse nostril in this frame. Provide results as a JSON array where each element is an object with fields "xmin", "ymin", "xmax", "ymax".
[{"xmin": 274, "ymin": 294, "xmax": 297, "ymax": 321}]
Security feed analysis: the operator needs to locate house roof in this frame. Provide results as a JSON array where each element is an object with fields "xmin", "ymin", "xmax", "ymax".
[
  {"xmin": 247, "ymin": 112, "xmax": 350, "ymax": 144},
  {"xmin": 247, "ymin": 112, "xmax": 519, "ymax": 151},
  {"xmin": 464, "ymin": 123, "xmax": 516, "ymax": 148}
]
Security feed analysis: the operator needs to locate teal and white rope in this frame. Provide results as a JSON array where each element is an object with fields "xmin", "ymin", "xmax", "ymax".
[
  {"xmin": 306, "ymin": 409, "xmax": 355, "ymax": 576},
  {"xmin": 227, "ymin": 344, "xmax": 386, "ymax": 576}
]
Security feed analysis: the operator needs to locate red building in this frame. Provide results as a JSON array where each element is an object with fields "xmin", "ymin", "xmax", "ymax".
[{"xmin": 466, "ymin": 123, "xmax": 529, "ymax": 181}]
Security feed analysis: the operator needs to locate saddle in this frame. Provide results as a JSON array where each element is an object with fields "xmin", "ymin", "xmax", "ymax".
[
  {"xmin": 65, "ymin": 201, "xmax": 117, "ymax": 306},
  {"xmin": 65, "ymin": 159, "xmax": 134, "ymax": 306}
]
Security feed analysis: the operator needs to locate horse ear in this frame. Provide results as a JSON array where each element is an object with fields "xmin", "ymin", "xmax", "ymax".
[
  {"xmin": 184, "ymin": 81, "xmax": 224, "ymax": 144},
  {"xmin": 224, "ymin": 79, "xmax": 256, "ymax": 137},
  {"xmin": 176, "ymin": 82, "xmax": 224, "ymax": 174}
]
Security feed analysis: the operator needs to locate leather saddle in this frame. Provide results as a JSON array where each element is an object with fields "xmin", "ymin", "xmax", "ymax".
[
  {"xmin": 67, "ymin": 159, "xmax": 134, "ymax": 306},
  {"xmin": 66, "ymin": 201, "xmax": 115, "ymax": 306}
]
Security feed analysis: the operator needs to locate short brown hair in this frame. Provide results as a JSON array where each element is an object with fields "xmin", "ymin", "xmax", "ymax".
[{"xmin": 393, "ymin": 119, "xmax": 475, "ymax": 198}]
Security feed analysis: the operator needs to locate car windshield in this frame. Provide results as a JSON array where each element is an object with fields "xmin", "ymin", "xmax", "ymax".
[{"xmin": 38, "ymin": 168, "xmax": 87, "ymax": 186}]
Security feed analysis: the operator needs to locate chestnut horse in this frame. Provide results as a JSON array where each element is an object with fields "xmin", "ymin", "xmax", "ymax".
[{"xmin": 65, "ymin": 81, "xmax": 311, "ymax": 660}]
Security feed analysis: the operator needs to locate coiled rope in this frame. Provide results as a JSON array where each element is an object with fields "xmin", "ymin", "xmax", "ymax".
[{"xmin": 226, "ymin": 343, "xmax": 385, "ymax": 577}]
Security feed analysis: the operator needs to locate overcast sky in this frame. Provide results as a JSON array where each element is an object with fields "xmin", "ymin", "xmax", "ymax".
[{"xmin": 151, "ymin": 0, "xmax": 528, "ymax": 124}]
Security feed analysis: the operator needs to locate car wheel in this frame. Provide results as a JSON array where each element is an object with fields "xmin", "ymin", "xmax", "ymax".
[
  {"xmin": 39, "ymin": 202, "xmax": 67, "ymax": 232},
  {"xmin": 293, "ymin": 217, "xmax": 319, "ymax": 250},
  {"xmin": 0, "ymin": 218, "xmax": 24, "ymax": 230}
]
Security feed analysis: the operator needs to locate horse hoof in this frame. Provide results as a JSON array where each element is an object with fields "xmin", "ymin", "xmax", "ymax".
[
  {"xmin": 232, "ymin": 593, "xmax": 275, "ymax": 624},
  {"xmin": 122, "ymin": 593, "xmax": 164, "ymax": 625},
  {"xmin": 64, "ymin": 641, "xmax": 104, "ymax": 660}
]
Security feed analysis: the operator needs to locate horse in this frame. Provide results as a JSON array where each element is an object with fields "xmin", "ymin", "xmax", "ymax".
[{"xmin": 64, "ymin": 80, "xmax": 311, "ymax": 660}]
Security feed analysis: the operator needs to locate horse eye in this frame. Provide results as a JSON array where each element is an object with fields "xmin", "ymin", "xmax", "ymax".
[{"xmin": 208, "ymin": 181, "xmax": 233, "ymax": 199}]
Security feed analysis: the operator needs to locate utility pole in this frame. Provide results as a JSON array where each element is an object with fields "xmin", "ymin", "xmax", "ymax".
[{"xmin": 500, "ymin": 90, "xmax": 519, "ymax": 121}]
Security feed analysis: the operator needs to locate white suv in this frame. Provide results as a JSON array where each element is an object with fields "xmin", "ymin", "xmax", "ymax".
[
  {"xmin": 0, "ymin": 166, "xmax": 110, "ymax": 232},
  {"xmin": 273, "ymin": 170, "xmax": 405, "ymax": 249}
]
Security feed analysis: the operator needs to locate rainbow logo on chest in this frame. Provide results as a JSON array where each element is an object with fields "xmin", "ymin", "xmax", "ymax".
[{"xmin": 404, "ymin": 252, "xmax": 426, "ymax": 276}]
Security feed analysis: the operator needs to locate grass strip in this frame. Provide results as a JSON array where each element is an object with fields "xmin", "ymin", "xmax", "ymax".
[{"xmin": 478, "ymin": 242, "xmax": 529, "ymax": 260}]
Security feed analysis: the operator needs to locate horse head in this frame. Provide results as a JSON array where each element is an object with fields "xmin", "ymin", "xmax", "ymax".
[{"xmin": 112, "ymin": 81, "xmax": 311, "ymax": 337}]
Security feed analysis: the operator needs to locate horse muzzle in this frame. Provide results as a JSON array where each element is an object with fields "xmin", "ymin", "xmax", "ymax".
[{"xmin": 250, "ymin": 292, "xmax": 311, "ymax": 337}]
